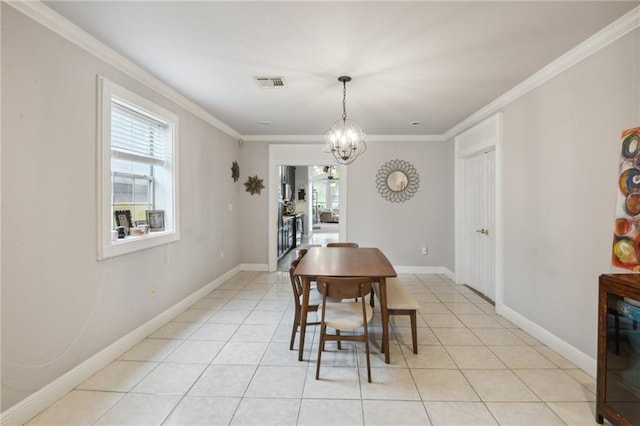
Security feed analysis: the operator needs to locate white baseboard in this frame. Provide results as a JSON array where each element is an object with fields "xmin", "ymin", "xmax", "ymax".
[
  {"xmin": 0, "ymin": 265, "xmax": 242, "ymax": 426},
  {"xmin": 394, "ymin": 265, "xmax": 456, "ymax": 281},
  {"xmin": 497, "ymin": 303, "xmax": 596, "ymax": 377},
  {"xmin": 239, "ymin": 263, "xmax": 269, "ymax": 271}
]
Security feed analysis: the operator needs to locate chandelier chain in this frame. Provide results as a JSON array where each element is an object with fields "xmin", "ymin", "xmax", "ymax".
[{"xmin": 342, "ymin": 80, "xmax": 347, "ymax": 121}]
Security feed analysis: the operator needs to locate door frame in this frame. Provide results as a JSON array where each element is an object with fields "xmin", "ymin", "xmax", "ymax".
[
  {"xmin": 268, "ymin": 144, "xmax": 348, "ymax": 272},
  {"xmin": 454, "ymin": 113, "xmax": 504, "ymax": 311}
]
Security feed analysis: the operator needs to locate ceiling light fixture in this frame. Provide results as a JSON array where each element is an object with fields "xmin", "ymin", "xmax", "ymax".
[{"xmin": 324, "ymin": 76, "xmax": 366, "ymax": 165}]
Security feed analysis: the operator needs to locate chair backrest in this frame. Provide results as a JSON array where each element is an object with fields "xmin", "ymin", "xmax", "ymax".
[
  {"xmin": 289, "ymin": 256, "xmax": 303, "ymax": 301},
  {"xmin": 289, "ymin": 248, "xmax": 309, "ymax": 301},
  {"xmin": 326, "ymin": 242, "xmax": 359, "ymax": 248},
  {"xmin": 317, "ymin": 276, "xmax": 372, "ymax": 300}
]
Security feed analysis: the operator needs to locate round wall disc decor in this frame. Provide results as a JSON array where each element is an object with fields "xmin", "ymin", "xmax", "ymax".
[{"xmin": 375, "ymin": 159, "xmax": 420, "ymax": 203}]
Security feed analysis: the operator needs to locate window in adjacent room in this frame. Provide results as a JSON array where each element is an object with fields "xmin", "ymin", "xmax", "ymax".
[{"xmin": 97, "ymin": 76, "xmax": 179, "ymax": 259}]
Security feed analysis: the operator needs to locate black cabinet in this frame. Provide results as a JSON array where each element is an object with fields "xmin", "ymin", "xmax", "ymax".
[
  {"xmin": 277, "ymin": 214, "xmax": 304, "ymax": 259},
  {"xmin": 295, "ymin": 215, "xmax": 303, "ymax": 246},
  {"xmin": 277, "ymin": 165, "xmax": 299, "ymax": 259},
  {"xmin": 278, "ymin": 216, "xmax": 295, "ymax": 259},
  {"xmin": 597, "ymin": 274, "xmax": 640, "ymax": 425}
]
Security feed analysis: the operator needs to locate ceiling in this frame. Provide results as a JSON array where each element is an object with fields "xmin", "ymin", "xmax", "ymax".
[{"xmin": 44, "ymin": 1, "xmax": 638, "ymax": 139}]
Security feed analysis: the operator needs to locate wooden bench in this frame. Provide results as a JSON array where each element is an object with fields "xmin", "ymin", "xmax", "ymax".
[{"xmin": 373, "ymin": 277, "xmax": 420, "ymax": 354}]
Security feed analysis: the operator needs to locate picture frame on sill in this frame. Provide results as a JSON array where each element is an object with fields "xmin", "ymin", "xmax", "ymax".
[
  {"xmin": 114, "ymin": 210, "xmax": 133, "ymax": 235},
  {"xmin": 146, "ymin": 210, "xmax": 165, "ymax": 232}
]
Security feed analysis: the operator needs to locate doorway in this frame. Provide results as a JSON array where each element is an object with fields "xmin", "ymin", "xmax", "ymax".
[
  {"xmin": 268, "ymin": 145, "xmax": 348, "ymax": 272},
  {"xmin": 464, "ymin": 149, "xmax": 496, "ymax": 301},
  {"xmin": 275, "ymin": 164, "xmax": 340, "ymax": 271},
  {"xmin": 454, "ymin": 113, "xmax": 503, "ymax": 307}
]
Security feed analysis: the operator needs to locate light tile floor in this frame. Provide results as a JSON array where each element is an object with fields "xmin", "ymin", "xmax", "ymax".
[{"xmin": 25, "ymin": 272, "xmax": 610, "ymax": 425}]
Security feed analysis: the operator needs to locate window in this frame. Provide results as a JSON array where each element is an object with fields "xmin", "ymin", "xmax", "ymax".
[{"xmin": 97, "ymin": 76, "xmax": 179, "ymax": 259}]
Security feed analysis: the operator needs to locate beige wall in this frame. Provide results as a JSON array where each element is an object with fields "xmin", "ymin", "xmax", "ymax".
[
  {"xmin": 501, "ymin": 28, "xmax": 640, "ymax": 358},
  {"xmin": 237, "ymin": 140, "xmax": 455, "ymax": 270},
  {"xmin": 346, "ymin": 140, "xmax": 455, "ymax": 269},
  {"xmin": 1, "ymin": 5, "xmax": 241, "ymax": 410}
]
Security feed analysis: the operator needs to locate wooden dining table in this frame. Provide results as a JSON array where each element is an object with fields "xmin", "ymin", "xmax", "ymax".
[{"xmin": 293, "ymin": 246, "xmax": 397, "ymax": 363}]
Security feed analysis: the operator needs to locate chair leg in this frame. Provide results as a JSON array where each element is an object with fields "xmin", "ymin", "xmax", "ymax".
[
  {"xmin": 369, "ymin": 288, "xmax": 375, "ymax": 307},
  {"xmin": 364, "ymin": 333, "xmax": 372, "ymax": 383},
  {"xmin": 336, "ymin": 329, "xmax": 341, "ymax": 350},
  {"xmin": 290, "ymin": 308, "xmax": 300, "ymax": 351},
  {"xmin": 410, "ymin": 311, "xmax": 418, "ymax": 354},
  {"xmin": 316, "ymin": 325, "xmax": 325, "ymax": 380}
]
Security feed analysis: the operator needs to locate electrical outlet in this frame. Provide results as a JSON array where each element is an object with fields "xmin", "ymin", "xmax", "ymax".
[
  {"xmin": 151, "ymin": 286, "xmax": 157, "ymax": 297},
  {"xmin": 220, "ymin": 251, "xmax": 224, "ymax": 260},
  {"xmin": 422, "ymin": 246, "xmax": 428, "ymax": 255}
]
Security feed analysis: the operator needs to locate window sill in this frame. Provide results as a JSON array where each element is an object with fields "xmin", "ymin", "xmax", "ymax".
[{"xmin": 98, "ymin": 230, "xmax": 179, "ymax": 260}]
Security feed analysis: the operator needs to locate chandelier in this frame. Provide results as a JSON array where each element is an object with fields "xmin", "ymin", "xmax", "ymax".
[{"xmin": 324, "ymin": 76, "xmax": 366, "ymax": 165}]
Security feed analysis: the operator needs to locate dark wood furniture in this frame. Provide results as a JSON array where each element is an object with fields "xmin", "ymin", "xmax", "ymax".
[
  {"xmin": 293, "ymin": 247, "xmax": 397, "ymax": 363},
  {"xmin": 597, "ymin": 274, "xmax": 640, "ymax": 425}
]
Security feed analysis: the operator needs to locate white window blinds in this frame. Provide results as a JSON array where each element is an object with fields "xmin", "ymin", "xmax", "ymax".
[{"xmin": 111, "ymin": 100, "xmax": 170, "ymax": 166}]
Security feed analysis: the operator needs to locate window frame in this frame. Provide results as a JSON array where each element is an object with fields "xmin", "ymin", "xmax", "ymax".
[{"xmin": 97, "ymin": 76, "xmax": 179, "ymax": 260}]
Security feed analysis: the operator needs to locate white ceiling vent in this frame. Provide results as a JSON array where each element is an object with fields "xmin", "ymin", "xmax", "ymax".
[{"xmin": 254, "ymin": 76, "xmax": 286, "ymax": 89}]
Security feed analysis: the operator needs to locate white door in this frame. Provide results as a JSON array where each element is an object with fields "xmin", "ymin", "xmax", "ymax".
[{"xmin": 464, "ymin": 149, "xmax": 496, "ymax": 301}]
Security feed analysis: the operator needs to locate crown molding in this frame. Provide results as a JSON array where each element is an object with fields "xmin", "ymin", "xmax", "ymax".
[
  {"xmin": 7, "ymin": 0, "xmax": 242, "ymax": 141},
  {"xmin": 443, "ymin": 5, "xmax": 640, "ymax": 141},
  {"xmin": 8, "ymin": 2, "xmax": 639, "ymax": 144},
  {"xmin": 241, "ymin": 134, "xmax": 445, "ymax": 143}
]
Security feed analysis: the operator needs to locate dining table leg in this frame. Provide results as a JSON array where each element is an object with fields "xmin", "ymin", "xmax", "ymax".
[
  {"xmin": 378, "ymin": 277, "xmax": 390, "ymax": 364},
  {"xmin": 298, "ymin": 276, "xmax": 310, "ymax": 361}
]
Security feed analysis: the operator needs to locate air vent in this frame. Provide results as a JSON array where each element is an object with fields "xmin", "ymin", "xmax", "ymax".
[{"xmin": 253, "ymin": 76, "xmax": 286, "ymax": 89}]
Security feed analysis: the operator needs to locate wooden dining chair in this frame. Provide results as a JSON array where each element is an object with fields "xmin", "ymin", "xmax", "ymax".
[
  {"xmin": 326, "ymin": 242, "xmax": 359, "ymax": 248},
  {"xmin": 316, "ymin": 276, "xmax": 374, "ymax": 382},
  {"xmin": 288, "ymin": 251, "xmax": 321, "ymax": 351},
  {"xmin": 326, "ymin": 243, "xmax": 362, "ymax": 301}
]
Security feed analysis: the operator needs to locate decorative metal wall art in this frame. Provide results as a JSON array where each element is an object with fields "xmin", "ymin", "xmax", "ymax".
[
  {"xmin": 244, "ymin": 175, "xmax": 265, "ymax": 195},
  {"xmin": 231, "ymin": 161, "xmax": 240, "ymax": 182},
  {"xmin": 375, "ymin": 159, "xmax": 420, "ymax": 203}
]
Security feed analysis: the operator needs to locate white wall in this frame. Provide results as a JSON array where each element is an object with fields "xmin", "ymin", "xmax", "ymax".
[
  {"xmin": 500, "ymin": 28, "xmax": 640, "ymax": 360},
  {"xmin": 347, "ymin": 141, "xmax": 455, "ymax": 270},
  {"xmin": 1, "ymin": 5, "xmax": 241, "ymax": 411},
  {"xmin": 237, "ymin": 141, "xmax": 270, "ymax": 264},
  {"xmin": 237, "ymin": 140, "xmax": 455, "ymax": 271}
]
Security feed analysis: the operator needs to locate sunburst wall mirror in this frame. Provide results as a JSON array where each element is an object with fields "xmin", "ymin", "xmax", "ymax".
[{"xmin": 375, "ymin": 159, "xmax": 420, "ymax": 203}]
